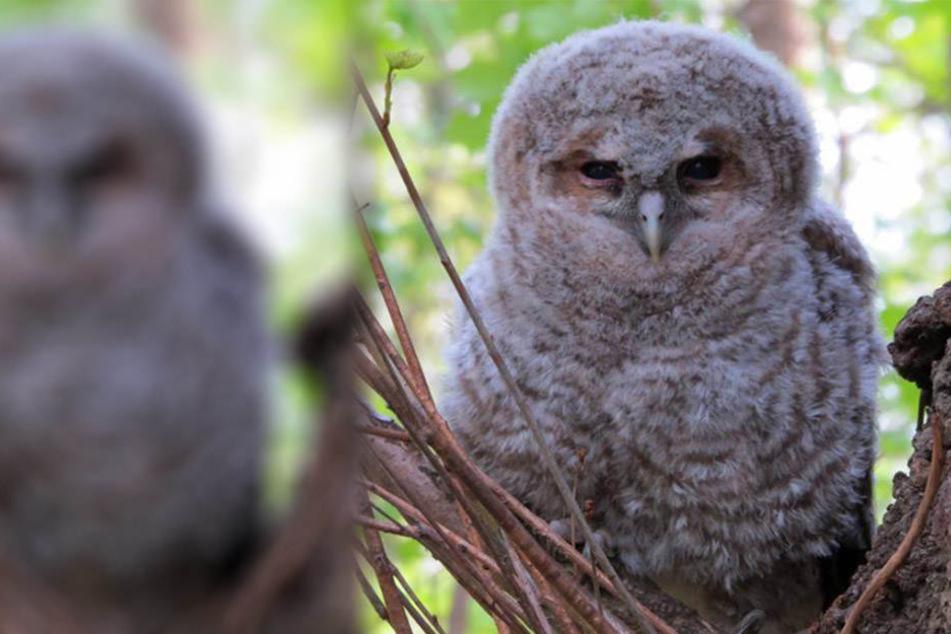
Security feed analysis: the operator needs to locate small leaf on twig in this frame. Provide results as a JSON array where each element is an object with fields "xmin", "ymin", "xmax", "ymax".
[
  {"xmin": 382, "ymin": 49, "xmax": 424, "ymax": 128},
  {"xmin": 385, "ymin": 49, "xmax": 425, "ymax": 70}
]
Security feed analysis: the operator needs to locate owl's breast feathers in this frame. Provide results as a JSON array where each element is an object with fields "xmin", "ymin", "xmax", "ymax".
[
  {"xmin": 0, "ymin": 210, "xmax": 268, "ymax": 582},
  {"xmin": 443, "ymin": 201, "xmax": 879, "ymax": 587}
]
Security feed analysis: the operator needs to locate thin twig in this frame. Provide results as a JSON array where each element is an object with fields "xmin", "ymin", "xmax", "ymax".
[
  {"xmin": 359, "ymin": 413, "xmax": 536, "ymax": 634},
  {"xmin": 362, "ymin": 494, "xmax": 414, "ymax": 634},
  {"xmin": 390, "ymin": 555, "xmax": 450, "ymax": 634},
  {"xmin": 840, "ymin": 414, "xmax": 945, "ymax": 634},
  {"xmin": 350, "ymin": 58, "xmax": 663, "ymax": 634},
  {"xmin": 524, "ymin": 552, "xmax": 583, "ymax": 634},
  {"xmin": 360, "ymin": 424, "xmax": 413, "ymax": 443},
  {"xmin": 356, "ymin": 314, "xmax": 552, "ymax": 633},
  {"xmin": 505, "ymin": 535, "xmax": 557, "ymax": 634},
  {"xmin": 356, "ymin": 566, "xmax": 389, "ymax": 621},
  {"xmin": 355, "ymin": 541, "xmax": 446, "ymax": 634},
  {"xmin": 352, "ymin": 194, "xmax": 431, "ymax": 399},
  {"xmin": 356, "ymin": 300, "xmax": 581, "ymax": 634},
  {"xmin": 356, "ymin": 306, "xmax": 629, "ymax": 634}
]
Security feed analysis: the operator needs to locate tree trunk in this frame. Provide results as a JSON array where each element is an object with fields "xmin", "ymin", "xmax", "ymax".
[{"xmin": 812, "ymin": 280, "xmax": 951, "ymax": 633}]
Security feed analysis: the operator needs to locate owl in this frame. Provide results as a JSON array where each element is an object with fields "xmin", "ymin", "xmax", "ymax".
[
  {"xmin": 443, "ymin": 21, "xmax": 881, "ymax": 634},
  {"xmin": 0, "ymin": 29, "xmax": 268, "ymax": 625}
]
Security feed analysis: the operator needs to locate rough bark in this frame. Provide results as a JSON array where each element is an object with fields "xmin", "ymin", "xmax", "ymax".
[{"xmin": 812, "ymin": 281, "xmax": 951, "ymax": 634}]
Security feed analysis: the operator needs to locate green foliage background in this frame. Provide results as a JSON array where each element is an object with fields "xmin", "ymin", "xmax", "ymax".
[{"xmin": 1, "ymin": 1, "xmax": 949, "ymax": 631}]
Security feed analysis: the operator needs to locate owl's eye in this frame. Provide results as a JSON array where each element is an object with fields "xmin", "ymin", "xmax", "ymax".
[
  {"xmin": 580, "ymin": 161, "xmax": 619, "ymax": 181},
  {"xmin": 73, "ymin": 142, "xmax": 133, "ymax": 189},
  {"xmin": 678, "ymin": 156, "xmax": 722, "ymax": 184}
]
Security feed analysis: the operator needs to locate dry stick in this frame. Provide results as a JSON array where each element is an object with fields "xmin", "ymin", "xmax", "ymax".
[
  {"xmin": 495, "ymin": 483, "xmax": 616, "ymax": 596},
  {"xmin": 362, "ymin": 501, "xmax": 623, "ymax": 634},
  {"xmin": 359, "ymin": 482, "xmax": 535, "ymax": 634},
  {"xmin": 353, "ymin": 196, "xmax": 430, "ymax": 399},
  {"xmin": 356, "ymin": 323, "xmax": 629, "ymax": 634},
  {"xmin": 354, "ymin": 297, "xmax": 558, "ymax": 634},
  {"xmin": 354, "ymin": 224, "xmax": 621, "ymax": 632},
  {"xmin": 356, "ymin": 566, "xmax": 389, "ymax": 621},
  {"xmin": 362, "ymin": 494, "xmax": 414, "ymax": 634},
  {"xmin": 351, "ymin": 61, "xmax": 665, "ymax": 634},
  {"xmin": 354, "ymin": 541, "xmax": 446, "ymax": 634},
  {"xmin": 357, "ymin": 394, "xmax": 535, "ymax": 634},
  {"xmin": 356, "ymin": 503, "xmax": 579, "ymax": 634},
  {"xmin": 355, "ymin": 312, "xmax": 631, "ymax": 634},
  {"xmin": 357, "ymin": 322, "xmax": 555, "ymax": 634},
  {"xmin": 361, "ymin": 481, "xmax": 502, "ymax": 574},
  {"xmin": 360, "ymin": 424, "xmax": 413, "ymax": 443},
  {"xmin": 504, "ymin": 535, "xmax": 557, "ymax": 634},
  {"xmin": 356, "ymin": 308, "xmax": 627, "ymax": 634},
  {"xmin": 398, "ymin": 592, "xmax": 443, "ymax": 634},
  {"xmin": 365, "ymin": 442, "xmax": 624, "ymax": 607},
  {"xmin": 357, "ymin": 526, "xmax": 451, "ymax": 634},
  {"xmin": 355, "ymin": 294, "xmax": 463, "ymax": 452},
  {"xmin": 524, "ymin": 552, "xmax": 584, "ymax": 634},
  {"xmin": 364, "ymin": 475, "xmax": 568, "ymax": 634},
  {"xmin": 840, "ymin": 416, "xmax": 944, "ymax": 634},
  {"xmin": 389, "ymin": 558, "xmax": 450, "ymax": 634},
  {"xmin": 357, "ymin": 500, "xmax": 531, "ymax": 634}
]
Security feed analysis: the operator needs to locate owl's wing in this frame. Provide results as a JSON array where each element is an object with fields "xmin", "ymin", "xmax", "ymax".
[
  {"xmin": 196, "ymin": 207, "xmax": 263, "ymax": 284},
  {"xmin": 801, "ymin": 202, "xmax": 878, "ymax": 606},
  {"xmin": 818, "ymin": 469, "xmax": 874, "ymax": 608},
  {"xmin": 801, "ymin": 202, "xmax": 876, "ymax": 303}
]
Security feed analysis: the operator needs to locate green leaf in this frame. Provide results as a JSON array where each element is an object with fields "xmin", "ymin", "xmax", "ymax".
[{"xmin": 385, "ymin": 49, "xmax": 424, "ymax": 71}]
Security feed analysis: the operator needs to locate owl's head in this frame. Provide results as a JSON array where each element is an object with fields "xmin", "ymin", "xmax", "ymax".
[
  {"xmin": 0, "ymin": 30, "xmax": 205, "ymax": 283},
  {"xmin": 489, "ymin": 21, "xmax": 817, "ymax": 287}
]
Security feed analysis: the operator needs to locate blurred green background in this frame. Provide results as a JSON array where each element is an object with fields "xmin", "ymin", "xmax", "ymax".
[{"xmin": 2, "ymin": 0, "xmax": 949, "ymax": 632}]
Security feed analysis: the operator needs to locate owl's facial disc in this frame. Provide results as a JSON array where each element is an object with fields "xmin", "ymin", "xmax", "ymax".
[{"xmin": 0, "ymin": 137, "xmax": 141, "ymax": 245}]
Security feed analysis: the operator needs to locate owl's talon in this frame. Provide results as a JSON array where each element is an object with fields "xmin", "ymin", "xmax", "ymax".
[
  {"xmin": 734, "ymin": 609, "xmax": 765, "ymax": 634},
  {"xmin": 581, "ymin": 527, "xmax": 613, "ymax": 559},
  {"xmin": 548, "ymin": 518, "xmax": 581, "ymax": 544},
  {"xmin": 548, "ymin": 518, "xmax": 613, "ymax": 556}
]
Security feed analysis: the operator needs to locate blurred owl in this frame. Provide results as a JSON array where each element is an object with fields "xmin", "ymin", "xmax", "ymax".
[
  {"xmin": 443, "ymin": 21, "xmax": 881, "ymax": 633},
  {"xmin": 0, "ymin": 29, "xmax": 268, "ymax": 626}
]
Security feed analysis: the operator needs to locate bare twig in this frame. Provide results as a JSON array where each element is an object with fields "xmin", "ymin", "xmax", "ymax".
[
  {"xmin": 353, "ymin": 194, "xmax": 430, "ymax": 399},
  {"xmin": 356, "ymin": 566, "xmax": 389, "ymax": 621},
  {"xmin": 360, "ymin": 424, "xmax": 412, "ymax": 443},
  {"xmin": 356, "ymin": 306, "xmax": 630, "ymax": 634},
  {"xmin": 360, "ymin": 511, "xmax": 414, "ymax": 634},
  {"xmin": 356, "ymin": 313, "xmax": 554, "ymax": 633},
  {"xmin": 840, "ymin": 414, "xmax": 945, "ymax": 634},
  {"xmin": 505, "ymin": 536, "xmax": 557, "ymax": 634}
]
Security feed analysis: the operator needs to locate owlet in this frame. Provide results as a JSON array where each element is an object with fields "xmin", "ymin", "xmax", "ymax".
[
  {"xmin": 0, "ymin": 29, "xmax": 269, "ymax": 626},
  {"xmin": 443, "ymin": 21, "xmax": 881, "ymax": 634}
]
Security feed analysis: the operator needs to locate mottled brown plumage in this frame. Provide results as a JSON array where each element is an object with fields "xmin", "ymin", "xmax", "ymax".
[{"xmin": 443, "ymin": 21, "xmax": 882, "ymax": 633}]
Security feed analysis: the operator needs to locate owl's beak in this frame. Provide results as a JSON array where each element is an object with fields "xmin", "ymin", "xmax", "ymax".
[{"xmin": 638, "ymin": 191, "xmax": 664, "ymax": 262}]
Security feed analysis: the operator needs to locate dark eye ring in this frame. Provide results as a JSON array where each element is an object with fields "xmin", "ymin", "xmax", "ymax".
[
  {"xmin": 73, "ymin": 142, "xmax": 132, "ymax": 187},
  {"xmin": 678, "ymin": 156, "xmax": 722, "ymax": 183},
  {"xmin": 580, "ymin": 161, "xmax": 619, "ymax": 181}
]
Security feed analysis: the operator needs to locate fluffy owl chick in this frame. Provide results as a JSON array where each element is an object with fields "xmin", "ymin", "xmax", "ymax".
[
  {"xmin": 0, "ymin": 30, "xmax": 268, "ymax": 617},
  {"xmin": 443, "ymin": 21, "xmax": 881, "ymax": 633}
]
